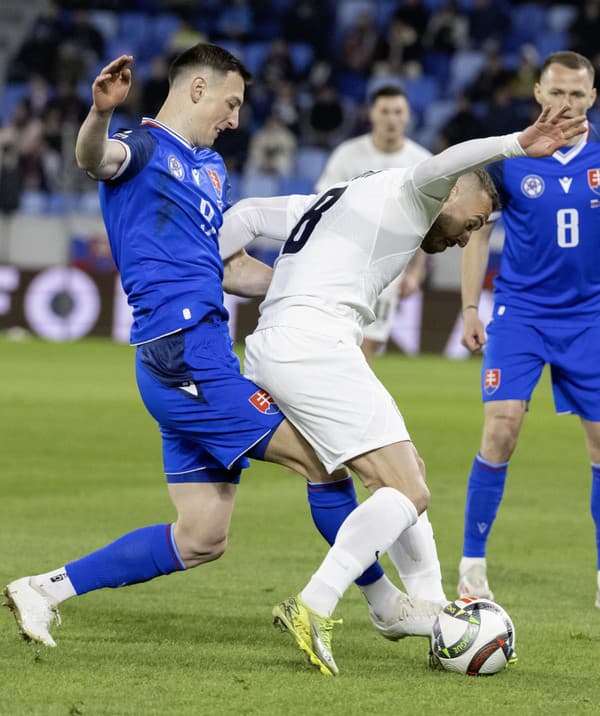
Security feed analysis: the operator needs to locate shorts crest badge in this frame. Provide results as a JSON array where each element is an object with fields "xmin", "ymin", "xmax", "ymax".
[
  {"xmin": 249, "ymin": 389, "xmax": 280, "ymax": 414},
  {"xmin": 483, "ymin": 369, "xmax": 501, "ymax": 395}
]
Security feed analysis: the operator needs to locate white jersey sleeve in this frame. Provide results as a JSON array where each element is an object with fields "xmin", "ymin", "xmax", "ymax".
[
  {"xmin": 413, "ymin": 132, "xmax": 525, "ymax": 200},
  {"xmin": 219, "ymin": 194, "xmax": 316, "ymax": 260}
]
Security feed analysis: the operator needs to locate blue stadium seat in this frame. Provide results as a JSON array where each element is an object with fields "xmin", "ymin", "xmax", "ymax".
[
  {"xmin": 423, "ymin": 99, "xmax": 459, "ymax": 132},
  {"xmin": 227, "ymin": 171, "xmax": 242, "ymax": 205},
  {"xmin": 278, "ymin": 175, "xmax": 315, "ymax": 195},
  {"xmin": 149, "ymin": 14, "xmax": 181, "ymax": 55},
  {"xmin": 1, "ymin": 83, "xmax": 29, "ymax": 121},
  {"xmin": 295, "ymin": 147, "xmax": 329, "ymax": 185},
  {"xmin": 374, "ymin": 0, "xmax": 397, "ymax": 31},
  {"xmin": 402, "ymin": 76, "xmax": 439, "ymax": 114},
  {"xmin": 335, "ymin": 72, "xmax": 368, "ymax": 103},
  {"xmin": 242, "ymin": 42, "xmax": 270, "ymax": 76},
  {"xmin": 240, "ymin": 172, "xmax": 280, "ymax": 199},
  {"xmin": 547, "ymin": 4, "xmax": 577, "ymax": 32},
  {"xmin": 289, "ymin": 43, "xmax": 314, "ymax": 75},
  {"xmin": 510, "ymin": 3, "xmax": 547, "ymax": 42},
  {"xmin": 535, "ymin": 31, "xmax": 567, "ymax": 59},
  {"xmin": 449, "ymin": 51, "xmax": 485, "ymax": 96}
]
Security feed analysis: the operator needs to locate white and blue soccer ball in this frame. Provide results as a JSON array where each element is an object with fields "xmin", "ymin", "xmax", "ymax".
[{"xmin": 430, "ymin": 597, "xmax": 516, "ymax": 675}]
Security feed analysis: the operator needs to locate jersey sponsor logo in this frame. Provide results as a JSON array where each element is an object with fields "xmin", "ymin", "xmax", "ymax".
[
  {"xmin": 558, "ymin": 176, "xmax": 572, "ymax": 194},
  {"xmin": 191, "ymin": 168, "xmax": 201, "ymax": 186},
  {"xmin": 587, "ymin": 168, "xmax": 600, "ymax": 194},
  {"xmin": 205, "ymin": 168, "xmax": 222, "ymax": 195},
  {"xmin": 483, "ymin": 368, "xmax": 501, "ymax": 395},
  {"xmin": 520, "ymin": 174, "xmax": 544, "ymax": 198},
  {"xmin": 168, "ymin": 155, "xmax": 184, "ymax": 180},
  {"xmin": 248, "ymin": 389, "xmax": 280, "ymax": 414}
]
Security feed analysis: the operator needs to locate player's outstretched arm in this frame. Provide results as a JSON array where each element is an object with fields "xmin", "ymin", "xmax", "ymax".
[
  {"xmin": 223, "ymin": 250, "xmax": 273, "ymax": 297},
  {"xmin": 461, "ymin": 221, "xmax": 493, "ymax": 353},
  {"xmin": 413, "ymin": 105, "xmax": 586, "ymax": 201},
  {"xmin": 75, "ymin": 55, "xmax": 133, "ymax": 181}
]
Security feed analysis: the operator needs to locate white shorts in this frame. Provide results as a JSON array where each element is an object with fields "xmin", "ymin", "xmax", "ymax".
[
  {"xmin": 244, "ymin": 325, "xmax": 411, "ymax": 473},
  {"xmin": 363, "ymin": 277, "xmax": 401, "ymax": 343}
]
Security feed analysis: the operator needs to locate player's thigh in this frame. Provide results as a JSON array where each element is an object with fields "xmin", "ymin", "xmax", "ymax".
[
  {"xmin": 263, "ymin": 418, "xmax": 332, "ymax": 481},
  {"xmin": 481, "ymin": 318, "xmax": 546, "ymax": 402},
  {"xmin": 246, "ymin": 326, "xmax": 410, "ymax": 473},
  {"xmin": 347, "ymin": 441, "xmax": 429, "ymax": 511},
  {"xmin": 581, "ymin": 419, "xmax": 600, "ymax": 464}
]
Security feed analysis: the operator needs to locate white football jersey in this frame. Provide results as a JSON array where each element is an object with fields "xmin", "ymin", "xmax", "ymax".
[
  {"xmin": 316, "ymin": 134, "xmax": 432, "ymax": 193},
  {"xmin": 220, "ymin": 132, "xmax": 524, "ymax": 338}
]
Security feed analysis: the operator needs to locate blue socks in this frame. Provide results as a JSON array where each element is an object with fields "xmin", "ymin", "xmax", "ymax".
[
  {"xmin": 462, "ymin": 454, "xmax": 508, "ymax": 558},
  {"xmin": 592, "ymin": 465, "xmax": 600, "ymax": 570},
  {"xmin": 307, "ymin": 476, "xmax": 384, "ymax": 587},
  {"xmin": 66, "ymin": 524, "xmax": 185, "ymax": 595}
]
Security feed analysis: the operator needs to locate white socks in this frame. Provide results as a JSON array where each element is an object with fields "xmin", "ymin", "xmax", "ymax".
[
  {"xmin": 387, "ymin": 511, "xmax": 447, "ymax": 603},
  {"xmin": 301, "ymin": 487, "xmax": 418, "ymax": 616},
  {"xmin": 31, "ymin": 567, "xmax": 76, "ymax": 605}
]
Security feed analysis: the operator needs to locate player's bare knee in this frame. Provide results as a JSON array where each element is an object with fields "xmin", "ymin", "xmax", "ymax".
[{"xmin": 175, "ymin": 527, "xmax": 228, "ymax": 566}]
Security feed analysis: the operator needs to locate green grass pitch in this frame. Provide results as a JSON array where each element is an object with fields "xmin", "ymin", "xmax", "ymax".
[{"xmin": 1, "ymin": 338, "xmax": 599, "ymax": 715}]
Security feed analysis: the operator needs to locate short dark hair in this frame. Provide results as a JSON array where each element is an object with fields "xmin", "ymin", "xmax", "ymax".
[
  {"xmin": 472, "ymin": 168, "xmax": 501, "ymax": 213},
  {"xmin": 168, "ymin": 43, "xmax": 252, "ymax": 86},
  {"xmin": 369, "ymin": 85, "xmax": 407, "ymax": 105},
  {"xmin": 540, "ymin": 51, "xmax": 595, "ymax": 83}
]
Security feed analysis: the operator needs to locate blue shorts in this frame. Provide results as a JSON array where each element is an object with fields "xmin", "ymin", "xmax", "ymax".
[
  {"xmin": 481, "ymin": 315, "xmax": 600, "ymax": 421},
  {"xmin": 135, "ymin": 322, "xmax": 285, "ymax": 483}
]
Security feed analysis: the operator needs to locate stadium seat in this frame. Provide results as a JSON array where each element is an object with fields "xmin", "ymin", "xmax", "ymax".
[
  {"xmin": 423, "ymin": 99, "xmax": 459, "ymax": 132},
  {"xmin": 242, "ymin": 42, "xmax": 270, "ymax": 76},
  {"xmin": 149, "ymin": 14, "xmax": 181, "ymax": 55},
  {"xmin": 449, "ymin": 51, "xmax": 485, "ymax": 97},
  {"xmin": 278, "ymin": 175, "xmax": 315, "ymax": 195},
  {"xmin": 289, "ymin": 43, "xmax": 314, "ymax": 75},
  {"xmin": 402, "ymin": 76, "xmax": 439, "ymax": 115},
  {"xmin": 510, "ymin": 3, "xmax": 547, "ymax": 43},
  {"xmin": 547, "ymin": 4, "xmax": 577, "ymax": 32},
  {"xmin": 295, "ymin": 147, "xmax": 329, "ymax": 185},
  {"xmin": 535, "ymin": 31, "xmax": 568, "ymax": 59},
  {"xmin": 0, "ymin": 83, "xmax": 29, "ymax": 122},
  {"xmin": 240, "ymin": 172, "xmax": 280, "ymax": 199}
]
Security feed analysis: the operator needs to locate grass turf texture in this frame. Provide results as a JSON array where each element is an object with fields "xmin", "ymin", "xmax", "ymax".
[{"xmin": 1, "ymin": 337, "xmax": 599, "ymax": 715}]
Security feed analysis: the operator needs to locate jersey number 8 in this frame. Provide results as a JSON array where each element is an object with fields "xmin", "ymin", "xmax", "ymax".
[{"xmin": 556, "ymin": 208, "xmax": 579, "ymax": 248}]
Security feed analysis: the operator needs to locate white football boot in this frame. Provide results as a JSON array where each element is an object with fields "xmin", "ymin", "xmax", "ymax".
[
  {"xmin": 369, "ymin": 592, "xmax": 445, "ymax": 640},
  {"xmin": 457, "ymin": 557, "xmax": 494, "ymax": 600},
  {"xmin": 4, "ymin": 577, "xmax": 61, "ymax": 647}
]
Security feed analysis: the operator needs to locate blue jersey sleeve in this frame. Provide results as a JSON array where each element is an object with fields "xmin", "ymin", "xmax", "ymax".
[
  {"xmin": 486, "ymin": 159, "xmax": 508, "ymax": 207},
  {"xmin": 107, "ymin": 127, "xmax": 157, "ymax": 185}
]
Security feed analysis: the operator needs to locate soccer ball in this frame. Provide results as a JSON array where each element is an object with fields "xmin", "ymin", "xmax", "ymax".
[{"xmin": 429, "ymin": 597, "xmax": 516, "ymax": 675}]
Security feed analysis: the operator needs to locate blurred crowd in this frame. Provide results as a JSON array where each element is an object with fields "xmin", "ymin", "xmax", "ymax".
[{"xmin": 1, "ymin": 0, "xmax": 599, "ymax": 213}]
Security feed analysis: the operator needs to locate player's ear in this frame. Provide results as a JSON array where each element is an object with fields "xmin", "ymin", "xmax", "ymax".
[
  {"xmin": 533, "ymin": 82, "xmax": 543, "ymax": 105},
  {"xmin": 190, "ymin": 75, "xmax": 207, "ymax": 103},
  {"xmin": 589, "ymin": 87, "xmax": 597, "ymax": 109}
]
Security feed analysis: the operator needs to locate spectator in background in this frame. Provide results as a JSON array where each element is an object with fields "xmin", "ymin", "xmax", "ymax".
[
  {"xmin": 259, "ymin": 38, "xmax": 296, "ymax": 90},
  {"xmin": 482, "ymin": 85, "xmax": 529, "ymax": 135},
  {"xmin": 214, "ymin": 0, "xmax": 253, "ymax": 43},
  {"xmin": 436, "ymin": 94, "xmax": 484, "ymax": 151},
  {"xmin": 139, "ymin": 56, "xmax": 170, "ymax": 117},
  {"xmin": 8, "ymin": 3, "xmax": 62, "ymax": 82},
  {"xmin": 306, "ymin": 85, "xmax": 345, "ymax": 148},
  {"xmin": 468, "ymin": 48, "xmax": 513, "ymax": 102},
  {"xmin": 423, "ymin": 0, "xmax": 469, "ymax": 55},
  {"xmin": 339, "ymin": 11, "xmax": 379, "ymax": 76},
  {"xmin": 271, "ymin": 81, "xmax": 300, "ymax": 136},
  {"xmin": 246, "ymin": 113, "xmax": 296, "ymax": 176},
  {"xmin": 467, "ymin": 0, "xmax": 510, "ymax": 50},
  {"xmin": 283, "ymin": 0, "xmax": 332, "ymax": 60},
  {"xmin": 571, "ymin": 0, "xmax": 600, "ymax": 59},
  {"xmin": 0, "ymin": 100, "xmax": 45, "ymax": 191}
]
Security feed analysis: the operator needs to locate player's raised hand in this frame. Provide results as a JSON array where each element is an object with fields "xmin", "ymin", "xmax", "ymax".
[
  {"xmin": 92, "ymin": 55, "xmax": 133, "ymax": 113},
  {"xmin": 518, "ymin": 105, "xmax": 587, "ymax": 157}
]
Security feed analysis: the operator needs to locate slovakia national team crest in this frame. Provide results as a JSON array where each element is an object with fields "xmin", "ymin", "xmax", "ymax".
[
  {"xmin": 205, "ymin": 168, "xmax": 223, "ymax": 196},
  {"xmin": 520, "ymin": 174, "xmax": 544, "ymax": 198},
  {"xmin": 249, "ymin": 389, "xmax": 280, "ymax": 414},
  {"xmin": 168, "ymin": 155, "xmax": 184, "ymax": 180},
  {"xmin": 483, "ymin": 369, "xmax": 501, "ymax": 395},
  {"xmin": 587, "ymin": 168, "xmax": 600, "ymax": 195}
]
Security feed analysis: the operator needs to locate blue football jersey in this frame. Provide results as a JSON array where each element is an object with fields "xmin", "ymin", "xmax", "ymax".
[
  {"xmin": 99, "ymin": 118, "xmax": 231, "ymax": 344},
  {"xmin": 488, "ymin": 124, "xmax": 600, "ymax": 324}
]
